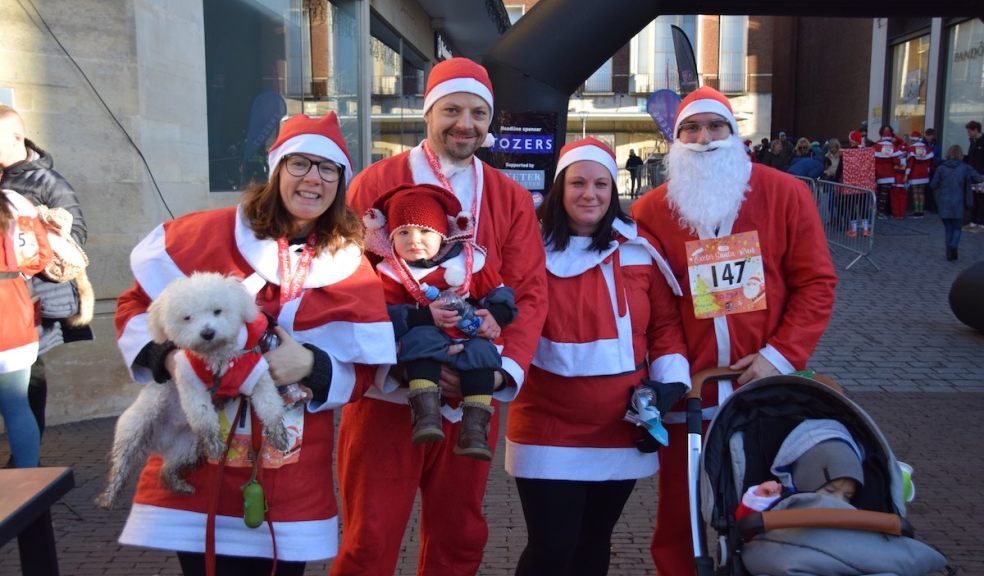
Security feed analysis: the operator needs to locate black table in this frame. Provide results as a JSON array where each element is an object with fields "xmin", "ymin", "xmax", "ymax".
[{"xmin": 0, "ymin": 467, "xmax": 75, "ymax": 576}]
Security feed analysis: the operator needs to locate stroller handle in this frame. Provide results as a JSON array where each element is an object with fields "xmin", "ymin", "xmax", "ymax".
[
  {"xmin": 686, "ymin": 368, "xmax": 844, "ymax": 401},
  {"xmin": 738, "ymin": 508, "xmax": 915, "ymax": 539}
]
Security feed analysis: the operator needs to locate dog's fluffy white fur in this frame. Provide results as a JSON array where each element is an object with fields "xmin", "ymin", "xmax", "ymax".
[{"xmin": 97, "ymin": 272, "xmax": 289, "ymax": 509}]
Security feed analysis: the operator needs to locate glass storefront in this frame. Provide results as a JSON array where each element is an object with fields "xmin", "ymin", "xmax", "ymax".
[
  {"xmin": 369, "ymin": 13, "xmax": 427, "ymax": 163},
  {"xmin": 941, "ymin": 18, "xmax": 984, "ymax": 153},
  {"xmin": 204, "ymin": 0, "xmax": 362, "ymax": 192},
  {"xmin": 889, "ymin": 33, "xmax": 930, "ymax": 137}
]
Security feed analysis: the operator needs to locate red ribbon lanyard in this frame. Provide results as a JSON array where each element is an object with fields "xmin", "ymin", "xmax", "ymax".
[
  {"xmin": 277, "ymin": 233, "xmax": 316, "ymax": 306},
  {"xmin": 421, "ymin": 141, "xmax": 479, "ymax": 231}
]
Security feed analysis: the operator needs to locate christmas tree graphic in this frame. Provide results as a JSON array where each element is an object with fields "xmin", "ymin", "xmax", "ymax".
[{"xmin": 693, "ymin": 274, "xmax": 722, "ymax": 317}]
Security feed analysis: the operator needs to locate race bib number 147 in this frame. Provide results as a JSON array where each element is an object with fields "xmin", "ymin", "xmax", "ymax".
[{"xmin": 685, "ymin": 231, "xmax": 766, "ymax": 320}]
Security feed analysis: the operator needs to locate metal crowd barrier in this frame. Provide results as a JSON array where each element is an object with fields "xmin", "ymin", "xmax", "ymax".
[
  {"xmin": 617, "ymin": 164, "xmax": 665, "ymax": 200},
  {"xmin": 793, "ymin": 176, "xmax": 879, "ymax": 271}
]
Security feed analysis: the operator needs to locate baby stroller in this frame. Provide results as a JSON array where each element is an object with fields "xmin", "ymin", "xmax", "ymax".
[{"xmin": 686, "ymin": 369, "xmax": 952, "ymax": 576}]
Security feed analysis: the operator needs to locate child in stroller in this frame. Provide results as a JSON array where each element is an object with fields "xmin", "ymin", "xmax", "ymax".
[
  {"xmin": 692, "ymin": 372, "xmax": 952, "ymax": 576},
  {"xmin": 735, "ymin": 419, "xmax": 863, "ymax": 522}
]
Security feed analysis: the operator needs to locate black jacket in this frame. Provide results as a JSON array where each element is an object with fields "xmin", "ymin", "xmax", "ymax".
[
  {"xmin": 1, "ymin": 139, "xmax": 86, "ymax": 244},
  {"xmin": 1, "ymin": 139, "xmax": 92, "ymax": 344},
  {"xmin": 967, "ymin": 135, "xmax": 984, "ymax": 174}
]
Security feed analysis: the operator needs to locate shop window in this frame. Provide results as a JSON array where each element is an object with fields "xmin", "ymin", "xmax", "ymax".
[
  {"xmin": 889, "ymin": 33, "xmax": 930, "ymax": 137},
  {"xmin": 718, "ymin": 15, "xmax": 747, "ymax": 94},
  {"xmin": 369, "ymin": 13, "xmax": 427, "ymax": 160},
  {"xmin": 204, "ymin": 0, "xmax": 361, "ymax": 192},
  {"xmin": 941, "ymin": 19, "xmax": 984, "ymax": 152}
]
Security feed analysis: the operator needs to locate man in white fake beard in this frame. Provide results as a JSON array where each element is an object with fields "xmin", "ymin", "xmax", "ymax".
[
  {"xmin": 630, "ymin": 86, "xmax": 838, "ymax": 576},
  {"xmin": 663, "ymin": 133, "xmax": 752, "ymax": 237}
]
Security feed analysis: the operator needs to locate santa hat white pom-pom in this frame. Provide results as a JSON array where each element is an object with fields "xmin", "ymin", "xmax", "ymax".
[
  {"xmin": 444, "ymin": 266, "xmax": 466, "ymax": 287},
  {"xmin": 363, "ymin": 208, "xmax": 386, "ymax": 230}
]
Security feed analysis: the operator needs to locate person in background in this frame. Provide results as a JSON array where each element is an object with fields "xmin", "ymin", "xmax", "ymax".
[
  {"xmin": 114, "ymin": 112, "xmax": 395, "ymax": 575},
  {"xmin": 787, "ymin": 138, "xmax": 824, "ymax": 179},
  {"xmin": 905, "ymin": 131, "xmax": 933, "ymax": 219},
  {"xmin": 923, "ymin": 128, "xmax": 941, "ymax": 213},
  {"xmin": 507, "ymin": 138, "xmax": 689, "ymax": 576},
  {"xmin": 873, "ymin": 126, "xmax": 907, "ymax": 219},
  {"xmin": 762, "ymin": 139, "xmax": 789, "ymax": 171},
  {"xmin": 756, "ymin": 138, "xmax": 771, "ymax": 163},
  {"xmin": 331, "ymin": 57, "xmax": 547, "ymax": 576},
  {"xmin": 625, "ymin": 149, "xmax": 644, "ymax": 198},
  {"xmin": 0, "ymin": 105, "xmax": 91, "ymax": 450},
  {"xmin": 964, "ymin": 120, "xmax": 984, "ymax": 230},
  {"xmin": 630, "ymin": 86, "xmax": 837, "ymax": 576},
  {"xmin": 823, "ymin": 139, "xmax": 843, "ymax": 182},
  {"xmin": 931, "ymin": 144, "xmax": 983, "ymax": 260},
  {"xmin": 0, "ymin": 189, "xmax": 52, "ymax": 469}
]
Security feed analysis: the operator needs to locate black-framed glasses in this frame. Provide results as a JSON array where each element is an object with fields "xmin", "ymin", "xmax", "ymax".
[{"xmin": 282, "ymin": 154, "xmax": 342, "ymax": 183}]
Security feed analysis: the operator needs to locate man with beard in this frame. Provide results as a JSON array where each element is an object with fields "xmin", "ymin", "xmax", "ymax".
[
  {"xmin": 331, "ymin": 57, "xmax": 547, "ymax": 576},
  {"xmin": 630, "ymin": 86, "xmax": 837, "ymax": 575}
]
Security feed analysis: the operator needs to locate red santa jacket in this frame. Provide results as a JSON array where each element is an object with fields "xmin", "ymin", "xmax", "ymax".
[
  {"xmin": 0, "ymin": 190, "xmax": 52, "ymax": 373},
  {"xmin": 347, "ymin": 144, "xmax": 548, "ymax": 400},
  {"xmin": 630, "ymin": 164, "xmax": 837, "ymax": 419},
  {"xmin": 873, "ymin": 137, "xmax": 906, "ymax": 185},
  {"xmin": 506, "ymin": 219, "xmax": 689, "ymax": 481},
  {"xmin": 113, "ymin": 205, "xmax": 395, "ymax": 561},
  {"xmin": 906, "ymin": 139, "xmax": 934, "ymax": 185}
]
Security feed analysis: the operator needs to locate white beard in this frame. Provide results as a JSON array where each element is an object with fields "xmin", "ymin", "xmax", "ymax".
[{"xmin": 664, "ymin": 135, "xmax": 752, "ymax": 236}]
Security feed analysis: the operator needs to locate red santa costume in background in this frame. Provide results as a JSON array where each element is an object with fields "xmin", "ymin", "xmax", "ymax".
[
  {"xmin": 114, "ymin": 113, "xmax": 395, "ymax": 562},
  {"xmin": 873, "ymin": 127, "xmax": 908, "ymax": 219},
  {"xmin": 331, "ymin": 58, "xmax": 548, "ymax": 576},
  {"xmin": 630, "ymin": 87, "xmax": 838, "ymax": 575},
  {"xmin": 506, "ymin": 137, "xmax": 690, "ymax": 487},
  {"xmin": 906, "ymin": 131, "xmax": 933, "ymax": 217}
]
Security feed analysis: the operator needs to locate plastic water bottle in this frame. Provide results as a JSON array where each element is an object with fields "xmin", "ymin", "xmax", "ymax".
[{"xmin": 422, "ymin": 284, "xmax": 483, "ymax": 337}]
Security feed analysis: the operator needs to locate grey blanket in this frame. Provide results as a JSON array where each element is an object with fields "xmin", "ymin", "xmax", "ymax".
[{"xmin": 741, "ymin": 493, "xmax": 948, "ymax": 576}]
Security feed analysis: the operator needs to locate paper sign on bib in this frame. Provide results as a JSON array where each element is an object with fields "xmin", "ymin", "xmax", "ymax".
[{"xmin": 685, "ymin": 231, "xmax": 766, "ymax": 319}]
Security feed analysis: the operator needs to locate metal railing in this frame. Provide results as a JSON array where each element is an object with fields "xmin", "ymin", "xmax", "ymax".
[
  {"xmin": 617, "ymin": 164, "xmax": 666, "ymax": 199},
  {"xmin": 794, "ymin": 176, "xmax": 879, "ymax": 271}
]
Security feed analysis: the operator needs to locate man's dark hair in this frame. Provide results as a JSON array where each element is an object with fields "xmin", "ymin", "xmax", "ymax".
[{"xmin": 966, "ymin": 121, "xmax": 982, "ymax": 132}]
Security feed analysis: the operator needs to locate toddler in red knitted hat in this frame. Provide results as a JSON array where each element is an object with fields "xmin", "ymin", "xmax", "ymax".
[{"xmin": 362, "ymin": 183, "xmax": 517, "ymax": 460}]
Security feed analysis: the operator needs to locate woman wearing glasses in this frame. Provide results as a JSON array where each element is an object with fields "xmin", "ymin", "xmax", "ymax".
[{"xmin": 113, "ymin": 113, "xmax": 395, "ymax": 575}]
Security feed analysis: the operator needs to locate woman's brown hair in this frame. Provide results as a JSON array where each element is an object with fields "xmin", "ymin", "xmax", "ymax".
[{"xmin": 241, "ymin": 163, "xmax": 363, "ymax": 255}]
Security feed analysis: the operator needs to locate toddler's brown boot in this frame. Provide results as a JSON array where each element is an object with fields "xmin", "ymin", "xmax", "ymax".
[
  {"xmin": 453, "ymin": 401, "xmax": 494, "ymax": 460},
  {"xmin": 408, "ymin": 387, "xmax": 444, "ymax": 443}
]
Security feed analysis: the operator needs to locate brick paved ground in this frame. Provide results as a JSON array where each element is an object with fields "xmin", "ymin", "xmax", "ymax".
[{"xmin": 2, "ymin": 215, "xmax": 983, "ymax": 575}]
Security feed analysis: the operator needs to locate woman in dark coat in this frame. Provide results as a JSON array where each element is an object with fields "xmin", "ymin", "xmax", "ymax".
[{"xmin": 930, "ymin": 145, "xmax": 983, "ymax": 261}]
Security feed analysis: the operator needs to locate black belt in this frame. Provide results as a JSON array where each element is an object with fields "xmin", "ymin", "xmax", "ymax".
[{"xmin": 0, "ymin": 271, "xmax": 21, "ymax": 280}]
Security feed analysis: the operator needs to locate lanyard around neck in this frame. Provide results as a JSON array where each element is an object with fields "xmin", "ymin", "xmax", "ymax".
[{"xmin": 276, "ymin": 233, "xmax": 316, "ymax": 306}]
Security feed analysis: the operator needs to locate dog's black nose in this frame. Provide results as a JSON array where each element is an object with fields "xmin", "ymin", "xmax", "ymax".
[{"xmin": 200, "ymin": 328, "xmax": 215, "ymax": 341}]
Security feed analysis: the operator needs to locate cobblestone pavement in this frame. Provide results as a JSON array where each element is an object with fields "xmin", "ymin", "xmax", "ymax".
[{"xmin": 2, "ymin": 214, "xmax": 982, "ymax": 575}]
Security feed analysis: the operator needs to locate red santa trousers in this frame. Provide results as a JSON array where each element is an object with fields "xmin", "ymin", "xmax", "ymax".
[
  {"xmin": 890, "ymin": 185, "xmax": 908, "ymax": 218},
  {"xmin": 331, "ymin": 397, "xmax": 500, "ymax": 576}
]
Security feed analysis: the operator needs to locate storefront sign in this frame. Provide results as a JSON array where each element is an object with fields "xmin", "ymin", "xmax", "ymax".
[{"xmin": 491, "ymin": 111, "xmax": 557, "ymax": 198}]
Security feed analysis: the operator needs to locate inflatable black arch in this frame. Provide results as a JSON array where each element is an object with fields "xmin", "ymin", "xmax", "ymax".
[{"xmin": 483, "ymin": 0, "xmax": 981, "ymax": 183}]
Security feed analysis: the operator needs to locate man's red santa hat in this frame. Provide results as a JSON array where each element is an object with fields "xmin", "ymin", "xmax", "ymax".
[
  {"xmin": 554, "ymin": 137, "xmax": 618, "ymax": 182},
  {"xmin": 673, "ymin": 86, "xmax": 741, "ymax": 138},
  {"xmin": 267, "ymin": 111, "xmax": 353, "ymax": 183},
  {"xmin": 423, "ymin": 57, "xmax": 495, "ymax": 116},
  {"xmin": 910, "ymin": 130, "xmax": 922, "ymax": 140}
]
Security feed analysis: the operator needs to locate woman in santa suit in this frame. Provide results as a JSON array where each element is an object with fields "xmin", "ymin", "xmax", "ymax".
[
  {"xmin": 113, "ymin": 112, "xmax": 395, "ymax": 576},
  {"xmin": 505, "ymin": 138, "xmax": 690, "ymax": 575}
]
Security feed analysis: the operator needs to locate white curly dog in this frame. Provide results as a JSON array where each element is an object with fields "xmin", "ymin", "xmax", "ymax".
[{"xmin": 97, "ymin": 272, "xmax": 289, "ymax": 508}]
